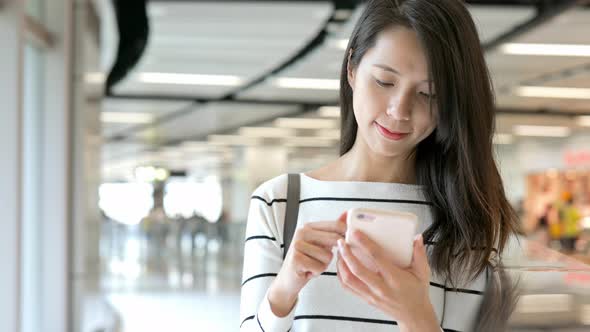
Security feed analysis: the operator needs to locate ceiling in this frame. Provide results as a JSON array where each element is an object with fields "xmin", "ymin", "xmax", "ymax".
[{"xmin": 93, "ymin": 0, "xmax": 590, "ymax": 181}]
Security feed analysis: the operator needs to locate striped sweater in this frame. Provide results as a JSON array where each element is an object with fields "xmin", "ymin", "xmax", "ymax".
[{"xmin": 240, "ymin": 173, "xmax": 487, "ymax": 332}]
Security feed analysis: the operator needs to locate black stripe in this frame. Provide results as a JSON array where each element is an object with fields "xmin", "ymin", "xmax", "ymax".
[
  {"xmin": 245, "ymin": 235, "xmax": 285, "ymax": 248},
  {"xmin": 443, "ymin": 329, "xmax": 462, "ymax": 332},
  {"xmin": 256, "ymin": 315, "xmax": 266, "ymax": 332},
  {"xmin": 245, "ymin": 235, "xmax": 277, "ymax": 242},
  {"xmin": 300, "ymin": 197, "xmax": 432, "ymax": 206},
  {"xmin": 252, "ymin": 196, "xmax": 287, "ymax": 206},
  {"xmin": 294, "ymin": 315, "xmax": 397, "ymax": 325},
  {"xmin": 241, "ymin": 273, "xmax": 277, "ymax": 287},
  {"xmin": 240, "ymin": 315, "xmax": 254, "ymax": 328},
  {"xmin": 252, "ymin": 196, "xmax": 432, "ymax": 206},
  {"xmin": 243, "ymin": 236, "xmax": 495, "ymax": 252},
  {"xmin": 319, "ymin": 274, "xmax": 482, "ymax": 296},
  {"xmin": 446, "ymin": 288, "xmax": 484, "ymax": 295},
  {"xmin": 430, "ymin": 281, "xmax": 484, "ymax": 295},
  {"xmin": 241, "ymin": 272, "xmax": 483, "ymax": 295},
  {"xmin": 430, "ymin": 281, "xmax": 446, "ymax": 289},
  {"xmin": 274, "ymin": 273, "xmax": 482, "ymax": 296}
]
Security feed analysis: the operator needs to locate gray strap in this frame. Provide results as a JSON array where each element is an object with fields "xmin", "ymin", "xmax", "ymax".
[{"xmin": 283, "ymin": 173, "xmax": 300, "ymax": 260}]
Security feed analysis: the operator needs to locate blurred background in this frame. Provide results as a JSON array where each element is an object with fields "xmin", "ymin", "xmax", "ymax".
[{"xmin": 2, "ymin": 0, "xmax": 590, "ymax": 331}]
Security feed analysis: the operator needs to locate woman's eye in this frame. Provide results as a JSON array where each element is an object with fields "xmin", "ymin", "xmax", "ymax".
[
  {"xmin": 375, "ymin": 79, "xmax": 394, "ymax": 87},
  {"xmin": 419, "ymin": 91, "xmax": 436, "ymax": 99}
]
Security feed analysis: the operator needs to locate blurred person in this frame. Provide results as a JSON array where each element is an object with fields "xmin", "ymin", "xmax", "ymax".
[
  {"xmin": 142, "ymin": 204, "xmax": 169, "ymax": 264},
  {"xmin": 547, "ymin": 203, "xmax": 562, "ymax": 248},
  {"xmin": 240, "ymin": 1, "xmax": 519, "ymax": 331},
  {"xmin": 218, "ymin": 208, "xmax": 230, "ymax": 244},
  {"xmin": 558, "ymin": 191, "xmax": 582, "ymax": 254},
  {"xmin": 524, "ymin": 176, "xmax": 556, "ymax": 247},
  {"xmin": 530, "ymin": 203, "xmax": 552, "ymax": 246},
  {"xmin": 190, "ymin": 213, "xmax": 208, "ymax": 258}
]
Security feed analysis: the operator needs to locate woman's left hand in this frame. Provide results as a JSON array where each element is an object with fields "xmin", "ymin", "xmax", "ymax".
[{"xmin": 336, "ymin": 231, "xmax": 440, "ymax": 332}]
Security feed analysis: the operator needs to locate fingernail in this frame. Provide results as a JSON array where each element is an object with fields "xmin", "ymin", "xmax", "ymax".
[
  {"xmin": 353, "ymin": 230, "xmax": 361, "ymax": 239},
  {"xmin": 337, "ymin": 239, "xmax": 344, "ymax": 253},
  {"xmin": 339, "ymin": 211, "xmax": 348, "ymax": 222},
  {"xmin": 414, "ymin": 233, "xmax": 423, "ymax": 243}
]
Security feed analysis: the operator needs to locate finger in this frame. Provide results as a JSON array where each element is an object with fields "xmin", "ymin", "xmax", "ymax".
[
  {"xmin": 338, "ymin": 239, "xmax": 385, "ymax": 294},
  {"xmin": 306, "ymin": 220, "xmax": 347, "ymax": 236},
  {"xmin": 336, "ymin": 253, "xmax": 346, "ymax": 285},
  {"xmin": 409, "ymin": 234, "xmax": 431, "ymax": 281},
  {"xmin": 302, "ymin": 228, "xmax": 344, "ymax": 250},
  {"xmin": 337, "ymin": 252, "xmax": 374, "ymax": 301},
  {"xmin": 338, "ymin": 211, "xmax": 348, "ymax": 222},
  {"xmin": 293, "ymin": 250, "xmax": 328, "ymax": 277},
  {"xmin": 336, "ymin": 252, "xmax": 371, "ymax": 295},
  {"xmin": 294, "ymin": 240, "xmax": 334, "ymax": 265}
]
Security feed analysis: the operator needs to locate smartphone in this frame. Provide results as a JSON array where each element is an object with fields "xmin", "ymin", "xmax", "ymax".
[{"xmin": 345, "ymin": 207, "xmax": 418, "ymax": 271}]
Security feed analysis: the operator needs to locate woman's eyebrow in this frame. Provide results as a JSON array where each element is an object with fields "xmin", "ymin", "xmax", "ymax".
[
  {"xmin": 373, "ymin": 63, "xmax": 401, "ymax": 75},
  {"xmin": 372, "ymin": 63, "xmax": 431, "ymax": 83}
]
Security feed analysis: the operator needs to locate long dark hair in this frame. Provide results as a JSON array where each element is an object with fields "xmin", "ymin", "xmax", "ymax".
[{"xmin": 339, "ymin": 0, "xmax": 520, "ymax": 285}]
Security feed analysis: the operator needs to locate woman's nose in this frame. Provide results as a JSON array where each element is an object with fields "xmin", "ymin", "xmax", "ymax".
[{"xmin": 386, "ymin": 94, "xmax": 412, "ymax": 121}]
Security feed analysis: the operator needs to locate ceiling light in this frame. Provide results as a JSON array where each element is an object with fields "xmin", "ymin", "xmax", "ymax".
[
  {"xmin": 493, "ymin": 133, "xmax": 514, "ymax": 145},
  {"xmin": 283, "ymin": 136, "xmax": 336, "ymax": 148},
  {"xmin": 135, "ymin": 166, "xmax": 166, "ymax": 183},
  {"xmin": 336, "ymin": 38, "xmax": 349, "ymax": 50},
  {"xmin": 317, "ymin": 106, "xmax": 341, "ymax": 118},
  {"xmin": 577, "ymin": 116, "xmax": 590, "ymax": 127},
  {"xmin": 275, "ymin": 118, "xmax": 338, "ymax": 129},
  {"xmin": 180, "ymin": 141, "xmax": 211, "ymax": 152},
  {"xmin": 101, "ymin": 112, "xmax": 154, "ymax": 124},
  {"xmin": 323, "ymin": 129, "xmax": 341, "ymax": 139},
  {"xmin": 500, "ymin": 43, "xmax": 590, "ymax": 57},
  {"xmin": 208, "ymin": 135, "xmax": 262, "ymax": 146},
  {"xmin": 274, "ymin": 77, "xmax": 340, "ymax": 90},
  {"xmin": 238, "ymin": 127, "xmax": 297, "ymax": 138},
  {"xmin": 514, "ymin": 125, "xmax": 571, "ymax": 137},
  {"xmin": 333, "ymin": 9, "xmax": 352, "ymax": 21},
  {"xmin": 137, "ymin": 72, "xmax": 243, "ymax": 86},
  {"xmin": 515, "ymin": 86, "xmax": 590, "ymax": 99},
  {"xmin": 85, "ymin": 72, "xmax": 106, "ymax": 84}
]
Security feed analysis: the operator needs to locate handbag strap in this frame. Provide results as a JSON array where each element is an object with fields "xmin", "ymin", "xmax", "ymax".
[{"xmin": 283, "ymin": 173, "xmax": 301, "ymax": 259}]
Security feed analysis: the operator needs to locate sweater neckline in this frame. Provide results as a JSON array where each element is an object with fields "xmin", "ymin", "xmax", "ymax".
[{"xmin": 300, "ymin": 172, "xmax": 424, "ymax": 190}]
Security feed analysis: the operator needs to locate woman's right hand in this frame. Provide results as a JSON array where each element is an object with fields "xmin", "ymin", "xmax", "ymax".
[{"xmin": 268, "ymin": 213, "xmax": 347, "ymax": 316}]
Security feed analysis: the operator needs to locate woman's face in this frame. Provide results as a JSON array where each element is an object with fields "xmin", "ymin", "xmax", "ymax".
[{"xmin": 348, "ymin": 26, "xmax": 437, "ymax": 158}]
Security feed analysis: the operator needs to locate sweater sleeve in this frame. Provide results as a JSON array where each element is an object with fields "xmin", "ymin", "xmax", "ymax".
[
  {"xmin": 440, "ymin": 268, "xmax": 487, "ymax": 332},
  {"xmin": 239, "ymin": 191, "xmax": 297, "ymax": 331}
]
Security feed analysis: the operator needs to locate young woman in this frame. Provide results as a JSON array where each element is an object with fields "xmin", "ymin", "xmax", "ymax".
[{"xmin": 240, "ymin": 1, "xmax": 519, "ymax": 331}]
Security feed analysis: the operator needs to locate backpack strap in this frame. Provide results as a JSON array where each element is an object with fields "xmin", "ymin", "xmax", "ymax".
[{"xmin": 283, "ymin": 173, "xmax": 301, "ymax": 260}]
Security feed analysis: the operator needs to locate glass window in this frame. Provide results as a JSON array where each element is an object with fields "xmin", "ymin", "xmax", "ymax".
[{"xmin": 20, "ymin": 42, "xmax": 44, "ymax": 332}]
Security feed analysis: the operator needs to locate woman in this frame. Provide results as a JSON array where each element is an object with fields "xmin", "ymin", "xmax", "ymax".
[{"xmin": 240, "ymin": 1, "xmax": 519, "ymax": 331}]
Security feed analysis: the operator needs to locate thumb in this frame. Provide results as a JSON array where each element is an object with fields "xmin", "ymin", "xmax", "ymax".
[
  {"xmin": 410, "ymin": 234, "xmax": 430, "ymax": 281},
  {"xmin": 338, "ymin": 211, "xmax": 348, "ymax": 223}
]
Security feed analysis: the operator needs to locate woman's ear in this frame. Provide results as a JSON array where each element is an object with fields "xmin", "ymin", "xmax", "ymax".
[{"xmin": 347, "ymin": 49, "xmax": 356, "ymax": 91}]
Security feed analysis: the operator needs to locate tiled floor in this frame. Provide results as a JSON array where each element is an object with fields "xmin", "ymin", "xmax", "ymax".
[
  {"xmin": 91, "ymin": 225, "xmax": 245, "ymax": 332},
  {"xmin": 106, "ymin": 290, "xmax": 240, "ymax": 332}
]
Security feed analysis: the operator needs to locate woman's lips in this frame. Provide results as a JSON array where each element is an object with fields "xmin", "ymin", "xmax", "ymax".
[{"xmin": 374, "ymin": 122, "xmax": 410, "ymax": 141}]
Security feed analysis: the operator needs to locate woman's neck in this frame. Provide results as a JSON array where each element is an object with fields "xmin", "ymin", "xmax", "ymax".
[{"xmin": 335, "ymin": 142, "xmax": 416, "ymax": 184}]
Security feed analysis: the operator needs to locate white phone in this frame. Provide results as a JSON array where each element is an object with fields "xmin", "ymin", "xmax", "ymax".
[{"xmin": 345, "ymin": 207, "xmax": 418, "ymax": 271}]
